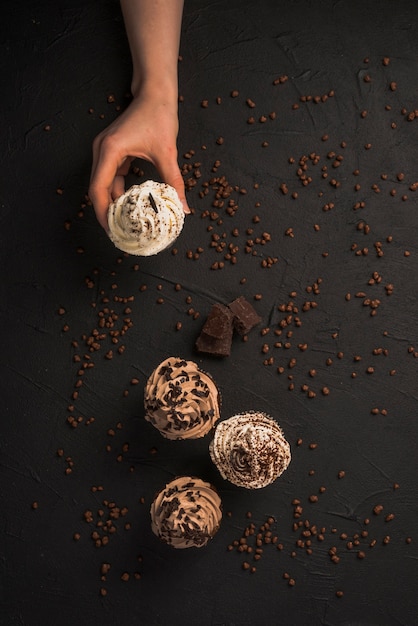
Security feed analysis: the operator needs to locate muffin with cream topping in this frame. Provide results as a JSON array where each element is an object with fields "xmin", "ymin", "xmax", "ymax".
[
  {"xmin": 150, "ymin": 476, "xmax": 222, "ymax": 548},
  {"xmin": 107, "ymin": 180, "xmax": 184, "ymax": 255},
  {"xmin": 144, "ymin": 356, "xmax": 221, "ymax": 439},
  {"xmin": 209, "ymin": 411, "xmax": 291, "ymax": 489}
]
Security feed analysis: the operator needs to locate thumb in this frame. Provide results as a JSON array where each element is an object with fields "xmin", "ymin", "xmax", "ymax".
[{"xmin": 155, "ymin": 157, "xmax": 191, "ymax": 215}]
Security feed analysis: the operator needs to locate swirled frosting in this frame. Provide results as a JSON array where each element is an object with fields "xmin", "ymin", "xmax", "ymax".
[
  {"xmin": 150, "ymin": 476, "xmax": 222, "ymax": 548},
  {"xmin": 209, "ymin": 411, "xmax": 291, "ymax": 489},
  {"xmin": 107, "ymin": 181, "xmax": 185, "ymax": 256},
  {"xmin": 144, "ymin": 357, "xmax": 221, "ymax": 439}
]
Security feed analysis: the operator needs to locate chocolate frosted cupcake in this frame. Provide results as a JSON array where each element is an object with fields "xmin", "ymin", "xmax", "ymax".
[
  {"xmin": 209, "ymin": 411, "xmax": 291, "ymax": 489},
  {"xmin": 150, "ymin": 476, "xmax": 222, "ymax": 549},
  {"xmin": 107, "ymin": 180, "xmax": 185, "ymax": 256},
  {"xmin": 144, "ymin": 356, "xmax": 221, "ymax": 439}
]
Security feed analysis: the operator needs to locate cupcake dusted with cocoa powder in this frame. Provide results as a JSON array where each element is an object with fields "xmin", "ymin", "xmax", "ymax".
[
  {"xmin": 107, "ymin": 180, "xmax": 185, "ymax": 256},
  {"xmin": 209, "ymin": 411, "xmax": 291, "ymax": 489},
  {"xmin": 144, "ymin": 356, "xmax": 221, "ymax": 439},
  {"xmin": 150, "ymin": 476, "xmax": 222, "ymax": 549}
]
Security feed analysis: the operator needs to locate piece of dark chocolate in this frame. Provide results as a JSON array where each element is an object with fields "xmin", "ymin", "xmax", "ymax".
[
  {"xmin": 195, "ymin": 330, "xmax": 232, "ymax": 357},
  {"xmin": 200, "ymin": 303, "xmax": 234, "ymax": 339},
  {"xmin": 228, "ymin": 296, "xmax": 261, "ymax": 335},
  {"xmin": 196, "ymin": 304, "xmax": 234, "ymax": 356}
]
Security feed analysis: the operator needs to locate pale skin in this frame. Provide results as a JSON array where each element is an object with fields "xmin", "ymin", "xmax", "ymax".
[{"xmin": 89, "ymin": 0, "xmax": 190, "ymax": 230}]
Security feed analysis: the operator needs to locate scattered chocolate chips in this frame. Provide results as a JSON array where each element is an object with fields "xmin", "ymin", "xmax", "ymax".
[{"xmin": 51, "ymin": 51, "xmax": 416, "ymax": 605}]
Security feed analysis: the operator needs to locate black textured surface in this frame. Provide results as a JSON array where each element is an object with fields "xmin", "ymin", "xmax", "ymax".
[{"xmin": 1, "ymin": 1, "xmax": 418, "ymax": 625}]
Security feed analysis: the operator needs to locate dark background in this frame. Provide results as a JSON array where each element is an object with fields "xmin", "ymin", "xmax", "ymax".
[{"xmin": 1, "ymin": 1, "xmax": 418, "ymax": 624}]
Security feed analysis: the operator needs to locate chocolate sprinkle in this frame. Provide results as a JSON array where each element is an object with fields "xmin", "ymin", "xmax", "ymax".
[{"xmin": 149, "ymin": 192, "xmax": 158, "ymax": 213}]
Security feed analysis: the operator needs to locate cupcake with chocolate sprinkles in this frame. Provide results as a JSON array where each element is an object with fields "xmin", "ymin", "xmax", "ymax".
[
  {"xmin": 144, "ymin": 356, "xmax": 221, "ymax": 439},
  {"xmin": 150, "ymin": 476, "xmax": 222, "ymax": 548},
  {"xmin": 209, "ymin": 411, "xmax": 291, "ymax": 489},
  {"xmin": 107, "ymin": 180, "xmax": 185, "ymax": 256}
]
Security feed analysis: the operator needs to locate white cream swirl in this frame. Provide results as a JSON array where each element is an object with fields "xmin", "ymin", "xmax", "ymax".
[
  {"xmin": 209, "ymin": 411, "xmax": 291, "ymax": 489},
  {"xmin": 107, "ymin": 181, "xmax": 185, "ymax": 256},
  {"xmin": 150, "ymin": 476, "xmax": 222, "ymax": 549}
]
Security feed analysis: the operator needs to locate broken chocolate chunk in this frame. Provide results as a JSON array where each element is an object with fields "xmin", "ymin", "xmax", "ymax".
[
  {"xmin": 195, "ymin": 330, "xmax": 233, "ymax": 357},
  {"xmin": 228, "ymin": 296, "xmax": 261, "ymax": 335},
  {"xmin": 199, "ymin": 303, "xmax": 234, "ymax": 339},
  {"xmin": 195, "ymin": 304, "xmax": 234, "ymax": 356},
  {"xmin": 195, "ymin": 298, "xmax": 261, "ymax": 357}
]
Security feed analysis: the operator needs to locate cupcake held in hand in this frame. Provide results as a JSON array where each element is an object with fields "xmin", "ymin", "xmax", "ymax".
[
  {"xmin": 107, "ymin": 180, "xmax": 185, "ymax": 255},
  {"xmin": 209, "ymin": 411, "xmax": 291, "ymax": 489}
]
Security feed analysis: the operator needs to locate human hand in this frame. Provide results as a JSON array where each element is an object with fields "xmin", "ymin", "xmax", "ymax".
[{"xmin": 88, "ymin": 92, "xmax": 190, "ymax": 230}]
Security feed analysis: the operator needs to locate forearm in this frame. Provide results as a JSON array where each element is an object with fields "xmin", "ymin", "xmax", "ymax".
[{"xmin": 120, "ymin": 0, "xmax": 184, "ymax": 100}]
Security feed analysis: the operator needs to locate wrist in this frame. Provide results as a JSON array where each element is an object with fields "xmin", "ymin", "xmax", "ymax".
[{"xmin": 131, "ymin": 70, "xmax": 178, "ymax": 103}]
